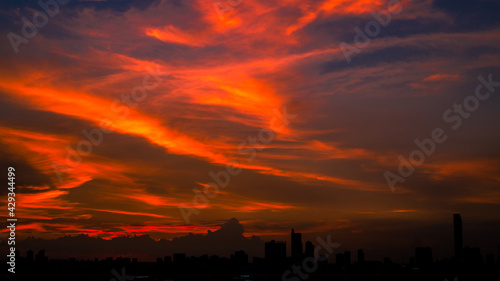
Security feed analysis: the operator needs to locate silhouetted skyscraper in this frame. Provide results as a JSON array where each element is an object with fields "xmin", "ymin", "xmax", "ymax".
[
  {"xmin": 344, "ymin": 251, "xmax": 351, "ymax": 265},
  {"xmin": 336, "ymin": 253, "xmax": 344, "ymax": 266},
  {"xmin": 357, "ymin": 249, "xmax": 364, "ymax": 263},
  {"xmin": 305, "ymin": 241, "xmax": 314, "ymax": 258},
  {"xmin": 27, "ymin": 249, "xmax": 34, "ymax": 262},
  {"xmin": 232, "ymin": 250, "xmax": 248, "ymax": 267},
  {"xmin": 454, "ymin": 214, "xmax": 463, "ymax": 261},
  {"xmin": 265, "ymin": 240, "xmax": 286, "ymax": 268},
  {"xmin": 291, "ymin": 228, "xmax": 302, "ymax": 263},
  {"xmin": 35, "ymin": 249, "xmax": 47, "ymax": 263}
]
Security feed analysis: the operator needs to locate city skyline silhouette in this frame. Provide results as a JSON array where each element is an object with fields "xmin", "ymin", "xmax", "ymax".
[
  {"xmin": 1, "ymin": 0, "xmax": 500, "ymax": 280},
  {"xmin": 2, "ymin": 215, "xmax": 499, "ymax": 280}
]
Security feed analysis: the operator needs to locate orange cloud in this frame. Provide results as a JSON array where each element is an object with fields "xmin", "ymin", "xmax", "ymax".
[
  {"xmin": 286, "ymin": 0, "xmax": 387, "ymax": 35},
  {"xmin": 423, "ymin": 73, "xmax": 461, "ymax": 82},
  {"xmin": 453, "ymin": 194, "xmax": 500, "ymax": 205},
  {"xmin": 17, "ymin": 190, "xmax": 75, "ymax": 210},
  {"xmin": 223, "ymin": 201, "xmax": 298, "ymax": 213},
  {"xmin": 0, "ymin": 76, "xmax": 229, "ymax": 166},
  {"xmin": 87, "ymin": 208, "xmax": 170, "ymax": 218},
  {"xmin": 146, "ymin": 25, "xmax": 206, "ymax": 46},
  {"xmin": 425, "ymin": 159, "xmax": 500, "ymax": 182},
  {"xmin": 120, "ymin": 193, "xmax": 179, "ymax": 207},
  {"xmin": 118, "ymin": 225, "xmax": 219, "ymax": 235}
]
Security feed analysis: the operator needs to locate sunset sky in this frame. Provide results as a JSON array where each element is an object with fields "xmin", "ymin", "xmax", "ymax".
[{"xmin": 1, "ymin": 0, "xmax": 500, "ymax": 260}]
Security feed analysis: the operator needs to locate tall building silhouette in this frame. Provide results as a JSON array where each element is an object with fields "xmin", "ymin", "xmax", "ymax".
[
  {"xmin": 336, "ymin": 253, "xmax": 344, "ymax": 266},
  {"xmin": 27, "ymin": 249, "xmax": 34, "ymax": 262},
  {"xmin": 344, "ymin": 251, "xmax": 351, "ymax": 265},
  {"xmin": 265, "ymin": 240, "xmax": 286, "ymax": 268},
  {"xmin": 232, "ymin": 250, "xmax": 248, "ymax": 267},
  {"xmin": 291, "ymin": 228, "xmax": 302, "ymax": 263},
  {"xmin": 35, "ymin": 249, "xmax": 47, "ymax": 263},
  {"xmin": 357, "ymin": 249, "xmax": 364, "ymax": 263},
  {"xmin": 305, "ymin": 241, "xmax": 314, "ymax": 258},
  {"xmin": 454, "ymin": 214, "xmax": 463, "ymax": 261}
]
